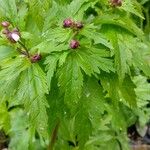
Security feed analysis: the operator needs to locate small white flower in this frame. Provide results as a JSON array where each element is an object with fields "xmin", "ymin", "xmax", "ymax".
[{"xmin": 11, "ymin": 33, "xmax": 20, "ymax": 42}]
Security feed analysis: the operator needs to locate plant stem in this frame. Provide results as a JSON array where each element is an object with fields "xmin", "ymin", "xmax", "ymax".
[
  {"xmin": 47, "ymin": 121, "xmax": 60, "ymax": 150},
  {"xmin": 72, "ymin": 31, "xmax": 78, "ymax": 39},
  {"xmin": 18, "ymin": 41, "xmax": 30, "ymax": 57},
  {"xmin": 117, "ymin": 139, "xmax": 123, "ymax": 150},
  {"xmin": 115, "ymin": 132, "xmax": 123, "ymax": 150}
]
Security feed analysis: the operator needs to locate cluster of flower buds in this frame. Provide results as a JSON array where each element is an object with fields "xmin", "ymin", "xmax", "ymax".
[
  {"xmin": 1, "ymin": 21, "xmax": 21, "ymax": 43},
  {"xmin": 1, "ymin": 21, "xmax": 41, "ymax": 63},
  {"xmin": 110, "ymin": 0, "xmax": 122, "ymax": 7},
  {"xmin": 63, "ymin": 18, "xmax": 82, "ymax": 49},
  {"xmin": 63, "ymin": 18, "xmax": 84, "ymax": 29}
]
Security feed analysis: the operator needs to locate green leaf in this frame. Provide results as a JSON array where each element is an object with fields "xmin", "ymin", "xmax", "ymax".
[
  {"xmin": 120, "ymin": 75, "xmax": 137, "ymax": 107},
  {"xmin": 45, "ymin": 52, "xmax": 69, "ymax": 90},
  {"xmin": 100, "ymin": 73, "xmax": 136, "ymax": 107},
  {"xmin": 45, "ymin": 54, "xmax": 59, "ymax": 90},
  {"xmin": 21, "ymin": 32, "xmax": 34, "ymax": 40},
  {"xmin": 43, "ymin": 1, "xmax": 59, "ymax": 31},
  {"xmin": 25, "ymin": 15, "xmax": 42, "ymax": 47},
  {"xmin": 80, "ymin": 77, "xmax": 105, "ymax": 129},
  {"xmin": 95, "ymin": 14, "xmax": 144, "ymax": 38},
  {"xmin": 76, "ymin": 46, "xmax": 114, "ymax": 76},
  {"xmin": 57, "ymin": 77, "xmax": 106, "ymax": 149},
  {"xmin": 44, "ymin": 28, "xmax": 72, "ymax": 44},
  {"xmin": 67, "ymin": 0, "xmax": 90, "ymax": 16},
  {"xmin": 0, "ymin": 103, "xmax": 10, "ymax": 133},
  {"xmin": 100, "ymin": 73, "xmax": 120, "ymax": 106},
  {"xmin": 0, "ymin": 0, "xmax": 17, "ymax": 20},
  {"xmin": 74, "ymin": 1, "xmax": 98, "ymax": 20},
  {"xmin": 58, "ymin": 53, "xmax": 83, "ymax": 108},
  {"xmin": 26, "ymin": 0, "xmax": 50, "ymax": 30},
  {"xmin": 31, "ymin": 41, "xmax": 69, "ymax": 54},
  {"xmin": 15, "ymin": 2, "xmax": 28, "ymax": 29},
  {"xmin": 80, "ymin": 24, "xmax": 113, "ymax": 49},
  {"xmin": 140, "ymin": 0, "xmax": 149, "ymax": 4},
  {"xmin": 108, "ymin": 31, "xmax": 131, "ymax": 81},
  {"xmin": 0, "ymin": 46, "xmax": 17, "ymax": 61},
  {"xmin": 9, "ymin": 109, "xmax": 30, "ymax": 150},
  {"xmin": 133, "ymin": 75, "xmax": 150, "ymax": 107},
  {"xmin": 75, "ymin": 109, "xmax": 92, "ymax": 149},
  {"xmin": 16, "ymin": 64, "xmax": 49, "ymax": 138},
  {"xmin": 0, "ymin": 57, "xmax": 31, "ymax": 103},
  {"xmin": 85, "ymin": 133, "xmax": 113, "ymax": 147},
  {"xmin": 124, "ymin": 37, "xmax": 150, "ymax": 77},
  {"xmin": 132, "ymin": 51, "xmax": 150, "ymax": 77},
  {"xmin": 121, "ymin": 0, "xmax": 144, "ymax": 19}
]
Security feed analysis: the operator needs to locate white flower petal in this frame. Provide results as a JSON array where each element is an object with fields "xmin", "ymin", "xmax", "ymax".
[{"xmin": 11, "ymin": 33, "xmax": 20, "ymax": 42}]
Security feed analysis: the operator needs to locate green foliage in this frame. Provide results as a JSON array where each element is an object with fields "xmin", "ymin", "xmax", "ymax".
[
  {"xmin": 16, "ymin": 64, "xmax": 49, "ymax": 138},
  {"xmin": 0, "ymin": 0, "xmax": 150, "ymax": 150}
]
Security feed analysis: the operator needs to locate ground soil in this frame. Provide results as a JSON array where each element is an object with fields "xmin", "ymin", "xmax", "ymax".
[
  {"xmin": 0, "ymin": 131, "xmax": 8, "ymax": 150},
  {"xmin": 128, "ymin": 124, "xmax": 150, "ymax": 150}
]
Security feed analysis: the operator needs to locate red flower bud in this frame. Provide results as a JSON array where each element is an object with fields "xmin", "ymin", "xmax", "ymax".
[
  {"xmin": 110, "ymin": 0, "xmax": 122, "ymax": 7},
  {"xmin": 31, "ymin": 54, "xmax": 42, "ymax": 63},
  {"xmin": 63, "ymin": 19, "xmax": 73, "ymax": 28},
  {"xmin": 76, "ymin": 22, "xmax": 84, "ymax": 29},
  {"xmin": 2, "ymin": 29, "xmax": 10, "ymax": 34},
  {"xmin": 70, "ymin": 40, "xmax": 80, "ymax": 49},
  {"xmin": 1, "ymin": 21, "xmax": 10, "ymax": 28}
]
